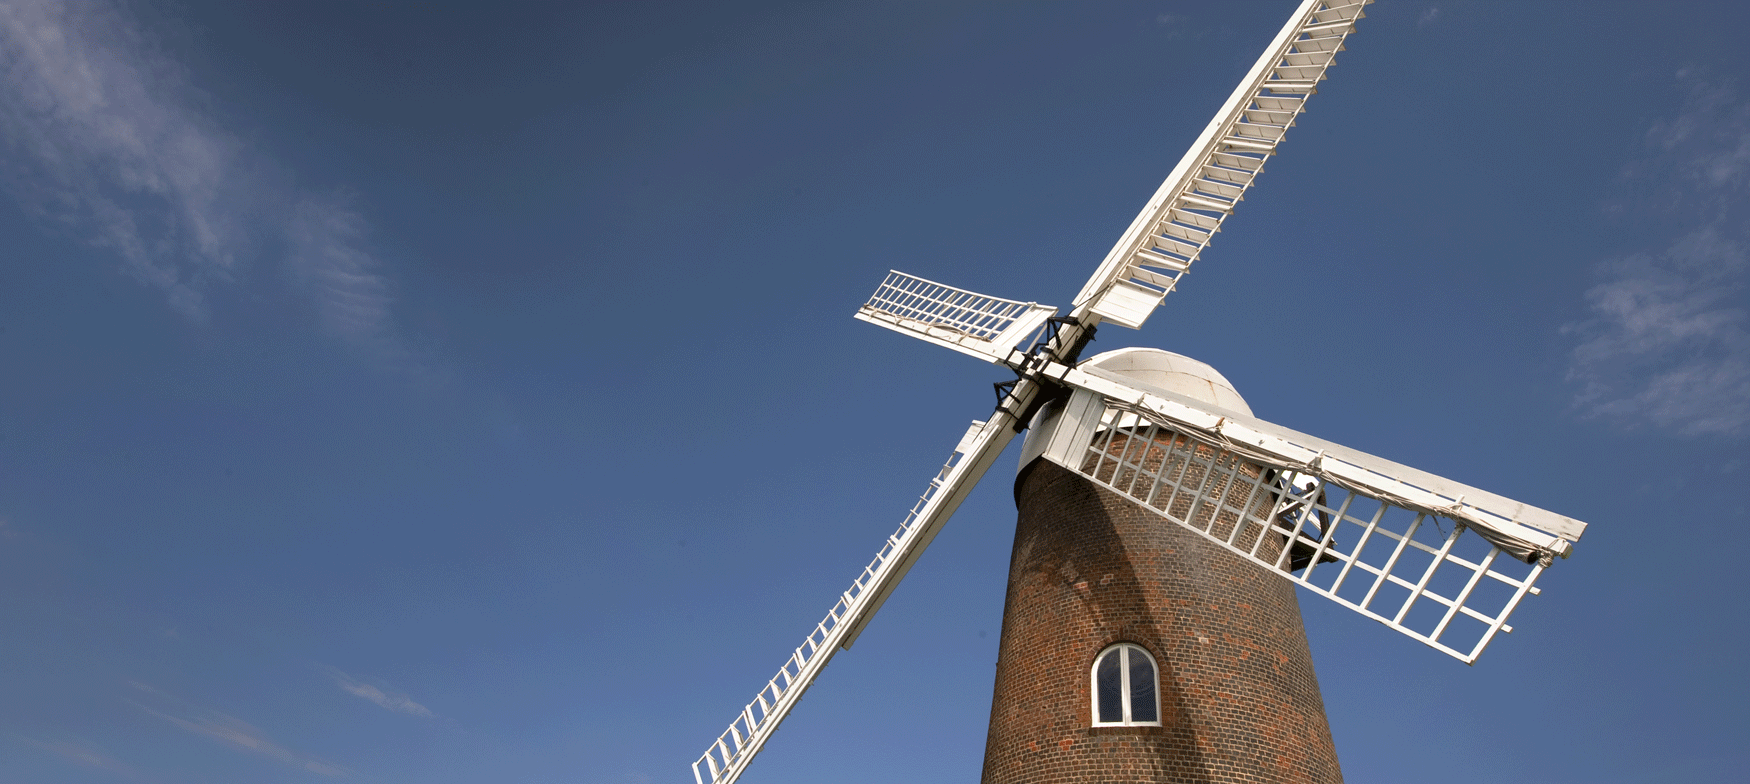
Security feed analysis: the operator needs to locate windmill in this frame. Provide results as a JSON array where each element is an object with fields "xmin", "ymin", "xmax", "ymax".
[{"xmin": 693, "ymin": 2, "xmax": 1587, "ymax": 782}]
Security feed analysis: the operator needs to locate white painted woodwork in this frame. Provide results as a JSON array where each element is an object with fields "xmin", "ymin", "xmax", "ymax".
[
  {"xmin": 1087, "ymin": 279, "xmax": 1167, "ymax": 330},
  {"xmin": 1020, "ymin": 351, "xmax": 1586, "ymax": 664},
  {"xmin": 1073, "ymin": 0, "xmax": 1372, "ymax": 329},
  {"xmin": 855, "ymin": 270, "xmax": 1057, "ymax": 364},
  {"xmin": 693, "ymin": 409, "xmax": 1027, "ymax": 784}
]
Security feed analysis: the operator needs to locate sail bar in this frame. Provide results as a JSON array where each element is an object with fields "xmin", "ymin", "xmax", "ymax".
[
  {"xmin": 692, "ymin": 412, "xmax": 1024, "ymax": 784},
  {"xmin": 856, "ymin": 270, "xmax": 1057, "ymax": 365},
  {"xmin": 1026, "ymin": 362, "xmax": 1586, "ymax": 665},
  {"xmin": 1074, "ymin": 1, "xmax": 1371, "ymax": 328},
  {"xmin": 1048, "ymin": 362, "xmax": 1586, "ymax": 546}
]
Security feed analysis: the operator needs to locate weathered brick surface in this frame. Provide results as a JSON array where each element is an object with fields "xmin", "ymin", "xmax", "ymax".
[{"xmin": 980, "ymin": 450, "xmax": 1342, "ymax": 784}]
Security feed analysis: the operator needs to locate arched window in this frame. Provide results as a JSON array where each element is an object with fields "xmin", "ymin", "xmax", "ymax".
[{"xmin": 1090, "ymin": 643, "xmax": 1160, "ymax": 726}]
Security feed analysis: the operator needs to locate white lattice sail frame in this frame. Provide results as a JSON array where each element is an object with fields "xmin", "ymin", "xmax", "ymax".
[
  {"xmin": 1028, "ymin": 362, "xmax": 1585, "ymax": 664},
  {"xmin": 855, "ymin": 271, "xmax": 1057, "ymax": 364},
  {"xmin": 692, "ymin": 417, "xmax": 1023, "ymax": 784},
  {"xmin": 1074, "ymin": 0, "xmax": 1373, "ymax": 330}
]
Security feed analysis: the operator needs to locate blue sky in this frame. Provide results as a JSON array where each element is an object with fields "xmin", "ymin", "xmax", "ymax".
[{"xmin": 2, "ymin": 1, "xmax": 1747, "ymax": 782}]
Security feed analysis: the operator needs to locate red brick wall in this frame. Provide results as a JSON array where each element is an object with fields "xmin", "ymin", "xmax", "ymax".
[{"xmin": 980, "ymin": 455, "xmax": 1343, "ymax": 784}]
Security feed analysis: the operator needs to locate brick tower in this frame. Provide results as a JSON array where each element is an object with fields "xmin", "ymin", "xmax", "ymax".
[{"xmin": 981, "ymin": 349, "xmax": 1343, "ymax": 784}]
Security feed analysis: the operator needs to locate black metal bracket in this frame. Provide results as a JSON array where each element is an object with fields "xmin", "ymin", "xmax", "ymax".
[
  {"xmin": 993, "ymin": 316, "xmax": 1096, "ymax": 432},
  {"xmin": 1045, "ymin": 316, "xmax": 1097, "ymax": 365},
  {"xmin": 992, "ymin": 378, "xmax": 1019, "ymax": 407}
]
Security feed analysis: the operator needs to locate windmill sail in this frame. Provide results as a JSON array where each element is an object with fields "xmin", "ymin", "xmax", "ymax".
[
  {"xmin": 692, "ymin": 416, "xmax": 1021, "ymax": 784},
  {"xmin": 1074, "ymin": 0, "xmax": 1371, "ymax": 330},
  {"xmin": 1027, "ymin": 361, "xmax": 1585, "ymax": 664},
  {"xmin": 855, "ymin": 271, "xmax": 1058, "ymax": 365}
]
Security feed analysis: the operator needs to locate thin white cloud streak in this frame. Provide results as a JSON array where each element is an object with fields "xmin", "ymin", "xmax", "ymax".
[
  {"xmin": 289, "ymin": 197, "xmax": 397, "ymax": 346},
  {"xmin": 127, "ymin": 683, "xmax": 349, "ymax": 777},
  {"xmin": 1418, "ymin": 7, "xmax": 1441, "ymax": 28},
  {"xmin": 19, "ymin": 736, "xmax": 136, "ymax": 776},
  {"xmin": 322, "ymin": 666, "xmax": 434, "ymax": 717},
  {"xmin": 0, "ymin": 0, "xmax": 401, "ymax": 353},
  {"xmin": 1567, "ymin": 72, "xmax": 1750, "ymax": 437}
]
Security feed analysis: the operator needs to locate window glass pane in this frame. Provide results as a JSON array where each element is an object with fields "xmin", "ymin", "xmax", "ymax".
[
  {"xmin": 1127, "ymin": 649, "xmax": 1157, "ymax": 723},
  {"xmin": 1096, "ymin": 649, "xmax": 1123, "ymax": 723}
]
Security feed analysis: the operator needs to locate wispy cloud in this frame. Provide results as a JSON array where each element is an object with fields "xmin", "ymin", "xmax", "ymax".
[
  {"xmin": 19, "ymin": 736, "xmax": 136, "ymax": 776},
  {"xmin": 1565, "ymin": 228, "xmax": 1749, "ymax": 435},
  {"xmin": 1418, "ymin": 7, "xmax": 1442, "ymax": 28},
  {"xmin": 127, "ymin": 682, "xmax": 348, "ymax": 777},
  {"xmin": 0, "ymin": 0, "xmax": 403, "ymax": 355},
  {"xmin": 323, "ymin": 666, "xmax": 434, "ymax": 717},
  {"xmin": 1644, "ymin": 70, "xmax": 1750, "ymax": 200},
  {"xmin": 1566, "ymin": 70, "xmax": 1750, "ymax": 437},
  {"xmin": 0, "ymin": 0, "xmax": 231, "ymax": 318},
  {"xmin": 288, "ymin": 196, "xmax": 398, "ymax": 347}
]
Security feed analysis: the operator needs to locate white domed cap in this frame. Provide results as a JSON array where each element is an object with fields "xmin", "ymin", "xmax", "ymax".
[
  {"xmin": 1019, "ymin": 348, "xmax": 1251, "ymax": 476},
  {"xmin": 1079, "ymin": 347, "xmax": 1252, "ymax": 416}
]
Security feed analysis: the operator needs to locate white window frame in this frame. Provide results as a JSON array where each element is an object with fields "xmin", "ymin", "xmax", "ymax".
[{"xmin": 1089, "ymin": 643, "xmax": 1162, "ymax": 727}]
